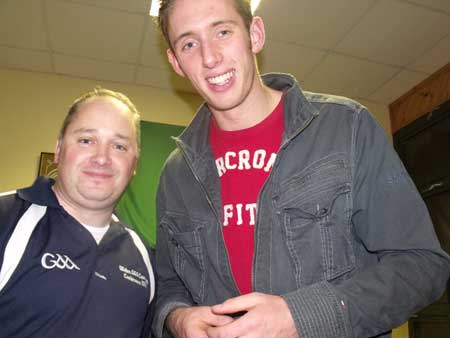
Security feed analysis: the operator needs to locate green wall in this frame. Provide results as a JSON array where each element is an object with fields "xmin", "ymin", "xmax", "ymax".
[{"xmin": 116, "ymin": 121, "xmax": 185, "ymax": 246}]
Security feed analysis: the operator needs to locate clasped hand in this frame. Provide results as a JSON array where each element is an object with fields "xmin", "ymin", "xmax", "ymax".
[{"xmin": 167, "ymin": 292, "xmax": 298, "ymax": 338}]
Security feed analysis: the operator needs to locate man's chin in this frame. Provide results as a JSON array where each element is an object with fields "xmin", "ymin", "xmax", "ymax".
[{"xmin": 80, "ymin": 189, "xmax": 117, "ymax": 205}]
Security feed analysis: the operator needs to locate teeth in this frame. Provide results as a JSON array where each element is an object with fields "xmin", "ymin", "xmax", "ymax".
[{"xmin": 207, "ymin": 71, "xmax": 234, "ymax": 85}]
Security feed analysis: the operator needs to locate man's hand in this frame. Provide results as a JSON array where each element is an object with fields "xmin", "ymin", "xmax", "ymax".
[
  {"xmin": 166, "ymin": 306, "xmax": 235, "ymax": 338},
  {"xmin": 207, "ymin": 293, "xmax": 298, "ymax": 338}
]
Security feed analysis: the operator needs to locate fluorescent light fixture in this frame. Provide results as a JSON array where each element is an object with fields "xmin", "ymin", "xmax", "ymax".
[
  {"xmin": 150, "ymin": 0, "xmax": 262, "ymax": 16},
  {"xmin": 251, "ymin": 0, "xmax": 261, "ymax": 13},
  {"xmin": 149, "ymin": 0, "xmax": 159, "ymax": 16}
]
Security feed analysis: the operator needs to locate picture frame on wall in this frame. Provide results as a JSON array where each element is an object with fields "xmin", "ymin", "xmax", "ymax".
[{"xmin": 38, "ymin": 152, "xmax": 58, "ymax": 178}]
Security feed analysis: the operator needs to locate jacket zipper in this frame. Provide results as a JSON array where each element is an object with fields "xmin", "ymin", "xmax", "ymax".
[
  {"xmin": 252, "ymin": 111, "xmax": 319, "ymax": 291},
  {"xmin": 175, "ymin": 139, "xmax": 241, "ymax": 294},
  {"xmin": 175, "ymin": 139, "xmax": 221, "ymax": 224}
]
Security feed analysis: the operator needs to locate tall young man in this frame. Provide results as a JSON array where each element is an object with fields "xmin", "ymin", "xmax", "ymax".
[
  {"xmin": 0, "ymin": 88, "xmax": 155, "ymax": 338},
  {"xmin": 153, "ymin": 1, "xmax": 450, "ymax": 338}
]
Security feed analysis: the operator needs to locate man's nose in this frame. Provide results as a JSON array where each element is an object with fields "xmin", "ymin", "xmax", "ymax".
[
  {"xmin": 202, "ymin": 41, "xmax": 222, "ymax": 69},
  {"xmin": 91, "ymin": 144, "xmax": 112, "ymax": 166}
]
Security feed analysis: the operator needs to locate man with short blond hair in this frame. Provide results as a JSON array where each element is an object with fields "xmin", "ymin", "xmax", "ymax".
[{"xmin": 0, "ymin": 88, "xmax": 155, "ymax": 338}]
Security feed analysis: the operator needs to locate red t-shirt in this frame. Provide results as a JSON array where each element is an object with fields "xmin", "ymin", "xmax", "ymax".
[{"xmin": 209, "ymin": 98, "xmax": 284, "ymax": 294}]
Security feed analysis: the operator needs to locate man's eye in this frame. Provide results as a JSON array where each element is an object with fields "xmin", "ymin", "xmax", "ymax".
[
  {"xmin": 114, "ymin": 144, "xmax": 127, "ymax": 152},
  {"xmin": 182, "ymin": 41, "xmax": 196, "ymax": 51},
  {"xmin": 78, "ymin": 138, "xmax": 92, "ymax": 145},
  {"xmin": 218, "ymin": 30, "xmax": 231, "ymax": 38}
]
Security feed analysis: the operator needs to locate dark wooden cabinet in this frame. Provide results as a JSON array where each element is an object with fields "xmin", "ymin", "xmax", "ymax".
[
  {"xmin": 389, "ymin": 62, "xmax": 450, "ymax": 134},
  {"xmin": 394, "ymin": 99, "xmax": 450, "ymax": 338},
  {"xmin": 409, "ymin": 313, "xmax": 450, "ymax": 338}
]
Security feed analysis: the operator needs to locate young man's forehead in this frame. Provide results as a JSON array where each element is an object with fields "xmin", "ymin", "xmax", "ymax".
[{"xmin": 168, "ymin": 0, "xmax": 246, "ymax": 42}]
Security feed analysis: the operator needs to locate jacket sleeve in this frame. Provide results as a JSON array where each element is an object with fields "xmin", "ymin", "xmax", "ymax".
[
  {"xmin": 152, "ymin": 167, "xmax": 194, "ymax": 338},
  {"xmin": 281, "ymin": 108, "xmax": 450, "ymax": 338}
]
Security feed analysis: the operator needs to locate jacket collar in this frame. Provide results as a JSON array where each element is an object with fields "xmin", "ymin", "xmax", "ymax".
[
  {"xmin": 264, "ymin": 73, "xmax": 319, "ymax": 139},
  {"xmin": 17, "ymin": 176, "xmax": 60, "ymax": 208},
  {"xmin": 176, "ymin": 73, "xmax": 318, "ymax": 156}
]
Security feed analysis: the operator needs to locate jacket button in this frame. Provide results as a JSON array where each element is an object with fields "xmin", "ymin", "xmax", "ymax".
[{"xmin": 317, "ymin": 208, "xmax": 328, "ymax": 216}]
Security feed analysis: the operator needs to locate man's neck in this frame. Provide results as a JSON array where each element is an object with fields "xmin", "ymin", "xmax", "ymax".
[
  {"xmin": 211, "ymin": 82, "xmax": 283, "ymax": 131},
  {"xmin": 52, "ymin": 186, "xmax": 113, "ymax": 227},
  {"xmin": 65, "ymin": 207, "xmax": 112, "ymax": 228}
]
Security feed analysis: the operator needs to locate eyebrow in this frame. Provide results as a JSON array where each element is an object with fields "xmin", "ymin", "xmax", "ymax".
[
  {"xmin": 72, "ymin": 128, "xmax": 132, "ymax": 141},
  {"xmin": 172, "ymin": 19, "xmax": 239, "ymax": 48}
]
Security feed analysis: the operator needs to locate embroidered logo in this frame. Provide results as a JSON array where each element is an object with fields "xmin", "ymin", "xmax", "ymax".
[
  {"xmin": 41, "ymin": 253, "xmax": 80, "ymax": 270},
  {"xmin": 119, "ymin": 265, "xmax": 148, "ymax": 288}
]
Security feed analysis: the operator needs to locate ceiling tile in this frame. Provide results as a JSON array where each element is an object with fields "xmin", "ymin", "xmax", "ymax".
[
  {"xmin": 0, "ymin": 46, "xmax": 53, "ymax": 73},
  {"xmin": 66, "ymin": 0, "xmax": 150, "ymax": 14},
  {"xmin": 408, "ymin": 34, "xmax": 450, "ymax": 73},
  {"xmin": 0, "ymin": 0, "xmax": 48, "ymax": 49},
  {"xmin": 136, "ymin": 66, "xmax": 195, "ymax": 93},
  {"xmin": 302, "ymin": 53, "xmax": 399, "ymax": 99},
  {"xmin": 0, "ymin": 0, "xmax": 447, "ymax": 107},
  {"xmin": 335, "ymin": 0, "xmax": 450, "ymax": 66},
  {"xmin": 258, "ymin": 0, "xmax": 377, "ymax": 49},
  {"xmin": 53, "ymin": 54, "xmax": 135, "ymax": 83},
  {"xmin": 368, "ymin": 69, "xmax": 429, "ymax": 104},
  {"xmin": 259, "ymin": 40, "xmax": 326, "ymax": 82},
  {"xmin": 404, "ymin": 0, "xmax": 450, "ymax": 14},
  {"xmin": 46, "ymin": 0, "xmax": 145, "ymax": 63},
  {"xmin": 139, "ymin": 18, "xmax": 171, "ymax": 70}
]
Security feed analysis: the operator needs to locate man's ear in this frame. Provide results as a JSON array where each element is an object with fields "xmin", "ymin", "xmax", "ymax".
[
  {"xmin": 167, "ymin": 49, "xmax": 186, "ymax": 77},
  {"xmin": 132, "ymin": 156, "xmax": 138, "ymax": 176},
  {"xmin": 249, "ymin": 16, "xmax": 265, "ymax": 54},
  {"xmin": 54, "ymin": 140, "xmax": 61, "ymax": 164}
]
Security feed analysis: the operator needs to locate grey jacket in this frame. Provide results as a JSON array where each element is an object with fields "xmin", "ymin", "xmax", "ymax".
[{"xmin": 153, "ymin": 73, "xmax": 450, "ymax": 338}]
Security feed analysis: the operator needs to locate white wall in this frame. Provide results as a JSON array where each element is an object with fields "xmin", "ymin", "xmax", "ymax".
[{"xmin": 0, "ymin": 68, "xmax": 202, "ymax": 191}]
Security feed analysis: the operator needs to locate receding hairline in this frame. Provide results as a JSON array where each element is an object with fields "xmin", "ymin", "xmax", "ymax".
[
  {"xmin": 67, "ymin": 97, "xmax": 139, "ymax": 143},
  {"xmin": 58, "ymin": 87, "xmax": 142, "ymax": 156},
  {"xmin": 77, "ymin": 95, "xmax": 133, "ymax": 114}
]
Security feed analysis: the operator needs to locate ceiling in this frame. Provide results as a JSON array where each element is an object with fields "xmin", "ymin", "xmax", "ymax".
[{"xmin": 1, "ymin": 0, "xmax": 450, "ymax": 106}]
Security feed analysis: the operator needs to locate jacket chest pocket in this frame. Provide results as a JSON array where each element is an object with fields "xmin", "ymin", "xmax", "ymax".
[
  {"xmin": 165, "ymin": 225, "xmax": 206, "ymax": 304},
  {"xmin": 279, "ymin": 156, "xmax": 355, "ymax": 287}
]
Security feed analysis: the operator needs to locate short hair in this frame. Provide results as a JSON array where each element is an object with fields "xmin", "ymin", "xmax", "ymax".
[
  {"xmin": 156, "ymin": 0, "xmax": 253, "ymax": 48},
  {"xmin": 58, "ymin": 87, "xmax": 141, "ymax": 155}
]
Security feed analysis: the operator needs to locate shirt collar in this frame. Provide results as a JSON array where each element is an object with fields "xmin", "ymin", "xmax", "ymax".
[{"xmin": 17, "ymin": 176, "xmax": 60, "ymax": 208}]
